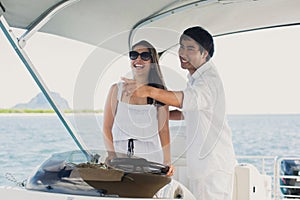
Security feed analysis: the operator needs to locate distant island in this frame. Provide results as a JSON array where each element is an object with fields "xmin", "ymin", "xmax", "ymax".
[
  {"xmin": 12, "ymin": 92, "xmax": 71, "ymax": 110},
  {"xmin": 0, "ymin": 92, "xmax": 102, "ymax": 113}
]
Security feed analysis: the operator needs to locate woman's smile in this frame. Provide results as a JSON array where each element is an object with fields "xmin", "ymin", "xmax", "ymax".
[{"xmin": 133, "ymin": 63, "xmax": 145, "ymax": 70}]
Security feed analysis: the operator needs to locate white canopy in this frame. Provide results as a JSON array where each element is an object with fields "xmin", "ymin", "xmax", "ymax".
[{"xmin": 1, "ymin": 0, "xmax": 300, "ymax": 52}]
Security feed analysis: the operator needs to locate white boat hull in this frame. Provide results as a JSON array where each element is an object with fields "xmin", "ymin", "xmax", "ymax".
[
  {"xmin": 1, "ymin": 187, "xmax": 109, "ymax": 200},
  {"xmin": 0, "ymin": 186, "xmax": 161, "ymax": 200},
  {"xmin": 0, "ymin": 178, "xmax": 196, "ymax": 200}
]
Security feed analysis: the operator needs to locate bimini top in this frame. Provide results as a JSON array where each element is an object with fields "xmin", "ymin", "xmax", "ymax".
[{"xmin": 1, "ymin": 0, "xmax": 300, "ymax": 53}]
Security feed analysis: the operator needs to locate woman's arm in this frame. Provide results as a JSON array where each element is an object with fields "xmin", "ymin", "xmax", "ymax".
[
  {"xmin": 157, "ymin": 105, "xmax": 175, "ymax": 176},
  {"xmin": 102, "ymin": 84, "xmax": 118, "ymax": 153},
  {"xmin": 157, "ymin": 105, "xmax": 171, "ymax": 165}
]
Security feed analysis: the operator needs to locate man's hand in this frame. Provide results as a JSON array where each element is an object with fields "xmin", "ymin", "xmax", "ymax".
[
  {"xmin": 122, "ymin": 77, "xmax": 183, "ymax": 108},
  {"xmin": 121, "ymin": 77, "xmax": 149, "ymax": 98}
]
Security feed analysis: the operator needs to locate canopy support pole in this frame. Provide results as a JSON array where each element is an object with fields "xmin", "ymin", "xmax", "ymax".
[
  {"xmin": 0, "ymin": 15, "xmax": 94, "ymax": 162},
  {"xmin": 18, "ymin": 0, "xmax": 80, "ymax": 48}
]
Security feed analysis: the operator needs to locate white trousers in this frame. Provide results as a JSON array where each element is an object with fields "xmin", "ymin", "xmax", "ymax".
[{"xmin": 190, "ymin": 170, "xmax": 234, "ymax": 200}]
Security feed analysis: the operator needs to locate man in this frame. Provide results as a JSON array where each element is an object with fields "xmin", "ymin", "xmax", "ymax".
[{"xmin": 123, "ymin": 26, "xmax": 236, "ymax": 199}]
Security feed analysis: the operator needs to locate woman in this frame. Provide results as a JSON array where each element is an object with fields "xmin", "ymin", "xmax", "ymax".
[{"xmin": 103, "ymin": 40, "xmax": 174, "ymax": 176}]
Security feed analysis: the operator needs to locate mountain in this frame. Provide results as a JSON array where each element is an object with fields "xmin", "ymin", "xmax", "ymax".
[{"xmin": 12, "ymin": 92, "xmax": 70, "ymax": 110}]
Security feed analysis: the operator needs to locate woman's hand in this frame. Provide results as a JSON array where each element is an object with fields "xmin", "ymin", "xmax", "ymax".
[{"xmin": 166, "ymin": 164, "xmax": 175, "ymax": 177}]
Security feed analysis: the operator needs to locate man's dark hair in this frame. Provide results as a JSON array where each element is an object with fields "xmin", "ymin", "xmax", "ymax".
[{"xmin": 180, "ymin": 26, "xmax": 214, "ymax": 61}]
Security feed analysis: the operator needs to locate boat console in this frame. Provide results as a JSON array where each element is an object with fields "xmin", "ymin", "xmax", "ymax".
[{"xmin": 26, "ymin": 150, "xmax": 171, "ymax": 198}]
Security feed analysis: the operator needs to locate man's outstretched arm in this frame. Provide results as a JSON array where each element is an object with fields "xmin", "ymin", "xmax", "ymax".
[{"xmin": 122, "ymin": 77, "xmax": 183, "ymax": 108}]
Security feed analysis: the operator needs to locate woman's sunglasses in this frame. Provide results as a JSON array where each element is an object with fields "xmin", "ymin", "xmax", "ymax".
[{"xmin": 129, "ymin": 51, "xmax": 152, "ymax": 61}]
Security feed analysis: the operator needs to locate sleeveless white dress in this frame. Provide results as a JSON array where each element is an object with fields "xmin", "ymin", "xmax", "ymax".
[{"xmin": 111, "ymin": 82, "xmax": 163, "ymax": 163}]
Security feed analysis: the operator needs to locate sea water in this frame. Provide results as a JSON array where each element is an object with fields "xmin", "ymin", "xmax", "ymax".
[{"xmin": 1, "ymin": 114, "xmax": 300, "ymax": 186}]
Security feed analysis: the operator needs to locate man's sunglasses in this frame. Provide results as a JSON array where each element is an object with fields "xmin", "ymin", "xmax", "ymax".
[{"xmin": 129, "ymin": 51, "xmax": 152, "ymax": 61}]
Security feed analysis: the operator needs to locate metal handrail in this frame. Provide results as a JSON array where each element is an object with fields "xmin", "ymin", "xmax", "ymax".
[
  {"xmin": 280, "ymin": 185, "xmax": 300, "ymax": 189},
  {"xmin": 236, "ymin": 155, "xmax": 276, "ymax": 175}
]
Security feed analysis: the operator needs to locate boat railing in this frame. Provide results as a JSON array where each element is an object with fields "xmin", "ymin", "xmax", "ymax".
[
  {"xmin": 274, "ymin": 156, "xmax": 300, "ymax": 199},
  {"xmin": 236, "ymin": 155, "xmax": 300, "ymax": 200},
  {"xmin": 236, "ymin": 155, "xmax": 275, "ymax": 175}
]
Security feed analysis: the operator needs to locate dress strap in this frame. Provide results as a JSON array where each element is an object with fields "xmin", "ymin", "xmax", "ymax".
[{"xmin": 116, "ymin": 82, "xmax": 123, "ymax": 101}]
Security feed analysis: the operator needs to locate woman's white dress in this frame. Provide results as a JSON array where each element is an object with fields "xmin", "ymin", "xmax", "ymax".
[{"xmin": 111, "ymin": 82, "xmax": 163, "ymax": 163}]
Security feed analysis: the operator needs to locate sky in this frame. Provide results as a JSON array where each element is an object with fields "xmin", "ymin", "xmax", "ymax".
[{"xmin": 1, "ymin": 26, "xmax": 300, "ymax": 115}]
